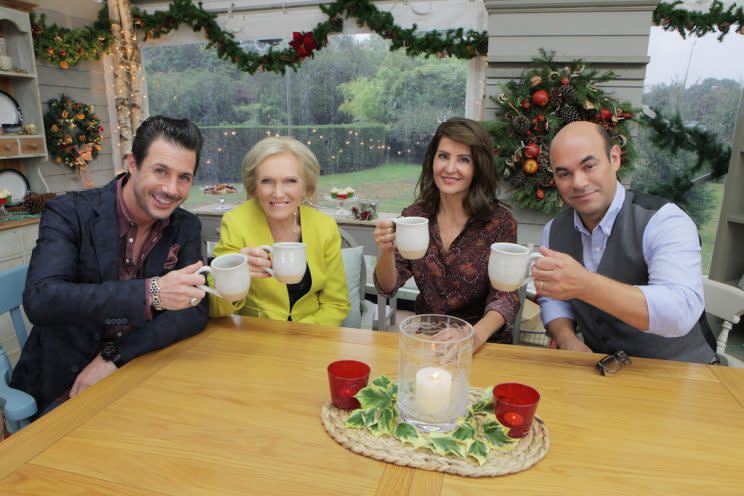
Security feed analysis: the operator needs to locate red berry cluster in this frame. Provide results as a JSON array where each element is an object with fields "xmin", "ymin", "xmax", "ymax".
[
  {"xmin": 350, "ymin": 206, "xmax": 374, "ymax": 221},
  {"xmin": 593, "ymin": 107, "xmax": 634, "ymax": 132}
]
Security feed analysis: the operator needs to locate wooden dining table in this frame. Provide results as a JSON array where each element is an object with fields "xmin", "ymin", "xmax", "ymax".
[{"xmin": 1, "ymin": 316, "xmax": 743, "ymax": 495}]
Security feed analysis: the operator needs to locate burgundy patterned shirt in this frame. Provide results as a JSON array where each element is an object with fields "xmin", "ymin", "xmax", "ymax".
[
  {"xmin": 105, "ymin": 176, "xmax": 169, "ymax": 339},
  {"xmin": 375, "ymin": 201, "xmax": 520, "ymax": 344}
]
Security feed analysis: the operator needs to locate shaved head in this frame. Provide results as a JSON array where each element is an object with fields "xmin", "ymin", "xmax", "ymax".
[
  {"xmin": 548, "ymin": 120, "xmax": 622, "ymax": 231},
  {"xmin": 551, "ymin": 121, "xmax": 612, "ymax": 160}
]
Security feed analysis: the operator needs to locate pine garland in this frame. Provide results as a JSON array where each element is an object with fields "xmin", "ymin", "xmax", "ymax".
[
  {"xmin": 320, "ymin": 0, "xmax": 487, "ymax": 59},
  {"xmin": 639, "ymin": 108, "xmax": 731, "ymax": 204},
  {"xmin": 29, "ymin": 1, "xmax": 742, "ymax": 71},
  {"xmin": 30, "ymin": 8, "xmax": 113, "ymax": 69},
  {"xmin": 654, "ymin": 1, "xmax": 744, "ymax": 40},
  {"xmin": 487, "ymin": 50, "xmax": 638, "ymax": 214},
  {"xmin": 31, "ymin": 0, "xmax": 487, "ymax": 73}
]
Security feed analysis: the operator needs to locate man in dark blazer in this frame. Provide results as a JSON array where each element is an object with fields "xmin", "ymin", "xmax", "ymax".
[{"xmin": 11, "ymin": 115, "xmax": 210, "ymax": 415}]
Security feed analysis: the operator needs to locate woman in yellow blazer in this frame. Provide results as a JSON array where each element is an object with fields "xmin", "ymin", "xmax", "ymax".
[{"xmin": 209, "ymin": 136, "xmax": 350, "ymax": 325}]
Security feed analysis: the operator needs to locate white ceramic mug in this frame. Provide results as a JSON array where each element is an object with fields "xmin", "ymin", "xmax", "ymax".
[
  {"xmin": 488, "ymin": 243, "xmax": 543, "ymax": 292},
  {"xmin": 196, "ymin": 253, "xmax": 251, "ymax": 301},
  {"xmin": 259, "ymin": 242, "xmax": 307, "ymax": 284},
  {"xmin": 393, "ymin": 216, "xmax": 429, "ymax": 260}
]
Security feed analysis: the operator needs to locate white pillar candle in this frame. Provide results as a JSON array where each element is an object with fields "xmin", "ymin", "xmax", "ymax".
[{"xmin": 415, "ymin": 366, "xmax": 452, "ymax": 415}]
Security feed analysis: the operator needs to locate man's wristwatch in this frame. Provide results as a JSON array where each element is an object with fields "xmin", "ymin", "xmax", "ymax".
[
  {"xmin": 149, "ymin": 276, "xmax": 163, "ymax": 311},
  {"xmin": 100, "ymin": 342, "xmax": 124, "ymax": 368}
]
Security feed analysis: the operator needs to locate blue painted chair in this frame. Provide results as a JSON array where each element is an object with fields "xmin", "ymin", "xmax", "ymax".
[{"xmin": 0, "ymin": 264, "xmax": 37, "ymax": 433}]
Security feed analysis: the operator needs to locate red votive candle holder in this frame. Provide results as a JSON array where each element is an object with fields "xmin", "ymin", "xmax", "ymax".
[
  {"xmin": 327, "ymin": 360, "xmax": 371, "ymax": 410},
  {"xmin": 493, "ymin": 383, "xmax": 540, "ymax": 438}
]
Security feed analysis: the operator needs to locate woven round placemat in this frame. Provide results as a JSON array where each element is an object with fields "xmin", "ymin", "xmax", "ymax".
[{"xmin": 320, "ymin": 389, "xmax": 550, "ymax": 477}]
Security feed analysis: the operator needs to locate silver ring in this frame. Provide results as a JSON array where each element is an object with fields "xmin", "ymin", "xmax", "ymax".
[{"xmin": 190, "ymin": 297, "xmax": 199, "ymax": 307}]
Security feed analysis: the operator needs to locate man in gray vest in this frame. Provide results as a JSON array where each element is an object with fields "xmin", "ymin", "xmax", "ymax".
[{"xmin": 533, "ymin": 121, "xmax": 716, "ymax": 363}]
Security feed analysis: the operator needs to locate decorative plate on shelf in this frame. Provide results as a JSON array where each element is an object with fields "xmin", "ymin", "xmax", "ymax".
[
  {"xmin": 0, "ymin": 169, "xmax": 30, "ymax": 206},
  {"xmin": 0, "ymin": 90, "xmax": 23, "ymax": 133}
]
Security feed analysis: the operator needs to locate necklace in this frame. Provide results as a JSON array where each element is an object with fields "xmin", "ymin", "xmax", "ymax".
[{"xmin": 270, "ymin": 209, "xmax": 301, "ymax": 242}]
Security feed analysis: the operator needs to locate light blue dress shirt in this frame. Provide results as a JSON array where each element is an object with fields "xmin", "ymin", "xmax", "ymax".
[{"xmin": 539, "ymin": 182, "xmax": 705, "ymax": 338}]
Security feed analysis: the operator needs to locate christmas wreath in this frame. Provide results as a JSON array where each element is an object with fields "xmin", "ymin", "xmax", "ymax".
[
  {"xmin": 486, "ymin": 50, "xmax": 638, "ymax": 214},
  {"xmin": 44, "ymin": 95, "xmax": 104, "ymax": 169}
]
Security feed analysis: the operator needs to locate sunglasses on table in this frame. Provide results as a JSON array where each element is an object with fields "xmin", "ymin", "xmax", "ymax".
[{"xmin": 596, "ymin": 350, "xmax": 631, "ymax": 376}]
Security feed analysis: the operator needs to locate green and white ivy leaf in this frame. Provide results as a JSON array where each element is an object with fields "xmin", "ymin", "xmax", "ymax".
[
  {"xmin": 368, "ymin": 422, "xmax": 385, "ymax": 437},
  {"xmin": 390, "ymin": 382, "xmax": 398, "ymax": 397},
  {"xmin": 457, "ymin": 412, "xmax": 471, "ymax": 424},
  {"xmin": 427, "ymin": 435, "xmax": 466, "ymax": 460},
  {"xmin": 480, "ymin": 411, "xmax": 498, "ymax": 423},
  {"xmin": 481, "ymin": 387, "xmax": 494, "ymax": 402},
  {"xmin": 377, "ymin": 408, "xmax": 396, "ymax": 435},
  {"xmin": 482, "ymin": 421, "xmax": 515, "ymax": 447},
  {"xmin": 372, "ymin": 376, "xmax": 391, "ymax": 390},
  {"xmin": 394, "ymin": 422, "xmax": 421, "ymax": 446},
  {"xmin": 471, "ymin": 389, "xmax": 494, "ymax": 414},
  {"xmin": 463, "ymin": 411, "xmax": 476, "ymax": 424},
  {"xmin": 451, "ymin": 423, "xmax": 476, "ymax": 443},
  {"xmin": 467, "ymin": 440, "xmax": 490, "ymax": 466},
  {"xmin": 345, "ymin": 409, "xmax": 366, "ymax": 430},
  {"xmin": 361, "ymin": 408, "xmax": 379, "ymax": 428},
  {"xmin": 355, "ymin": 386, "xmax": 392, "ymax": 410}
]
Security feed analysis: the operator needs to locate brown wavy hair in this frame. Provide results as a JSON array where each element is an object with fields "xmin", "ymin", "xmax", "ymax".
[{"xmin": 415, "ymin": 117, "xmax": 502, "ymax": 221}]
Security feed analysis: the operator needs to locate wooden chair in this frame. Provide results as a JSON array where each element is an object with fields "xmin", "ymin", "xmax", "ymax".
[
  {"xmin": 703, "ymin": 277, "xmax": 744, "ymax": 366},
  {"xmin": 0, "ymin": 264, "xmax": 37, "ymax": 433}
]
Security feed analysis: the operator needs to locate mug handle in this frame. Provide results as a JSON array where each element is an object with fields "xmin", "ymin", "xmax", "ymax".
[
  {"xmin": 258, "ymin": 245, "xmax": 275, "ymax": 277},
  {"xmin": 524, "ymin": 252, "xmax": 544, "ymax": 286},
  {"xmin": 195, "ymin": 266, "xmax": 222, "ymax": 297}
]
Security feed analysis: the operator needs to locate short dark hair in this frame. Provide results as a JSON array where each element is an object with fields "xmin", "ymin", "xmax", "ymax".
[
  {"xmin": 415, "ymin": 117, "xmax": 502, "ymax": 221},
  {"xmin": 131, "ymin": 115, "xmax": 203, "ymax": 173}
]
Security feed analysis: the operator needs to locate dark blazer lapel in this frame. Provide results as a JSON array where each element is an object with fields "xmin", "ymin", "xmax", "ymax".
[
  {"xmin": 90, "ymin": 180, "xmax": 120, "ymax": 282},
  {"xmin": 145, "ymin": 223, "xmax": 174, "ymax": 277}
]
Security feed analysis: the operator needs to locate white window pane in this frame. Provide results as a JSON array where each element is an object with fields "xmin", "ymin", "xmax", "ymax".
[
  {"xmin": 142, "ymin": 34, "xmax": 469, "ymax": 214},
  {"xmin": 639, "ymin": 26, "xmax": 744, "ymax": 273}
]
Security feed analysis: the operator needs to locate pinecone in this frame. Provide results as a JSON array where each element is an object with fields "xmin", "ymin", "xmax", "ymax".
[
  {"xmin": 549, "ymin": 87, "xmax": 563, "ymax": 107},
  {"xmin": 558, "ymin": 84, "xmax": 576, "ymax": 104},
  {"xmin": 557, "ymin": 104, "xmax": 581, "ymax": 124},
  {"xmin": 538, "ymin": 153, "xmax": 551, "ymax": 171},
  {"xmin": 538, "ymin": 165, "xmax": 553, "ymax": 182},
  {"xmin": 509, "ymin": 170, "xmax": 526, "ymax": 188},
  {"xmin": 23, "ymin": 192, "xmax": 57, "ymax": 214},
  {"xmin": 512, "ymin": 114, "xmax": 531, "ymax": 136}
]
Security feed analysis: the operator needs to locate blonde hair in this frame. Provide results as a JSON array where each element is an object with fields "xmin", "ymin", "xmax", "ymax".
[{"xmin": 241, "ymin": 136, "xmax": 320, "ymax": 198}]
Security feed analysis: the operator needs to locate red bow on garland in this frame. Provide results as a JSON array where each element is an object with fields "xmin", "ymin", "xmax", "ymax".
[{"xmin": 289, "ymin": 31, "xmax": 317, "ymax": 59}]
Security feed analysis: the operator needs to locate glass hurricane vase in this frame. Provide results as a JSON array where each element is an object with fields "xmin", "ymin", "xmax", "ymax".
[{"xmin": 397, "ymin": 314, "xmax": 473, "ymax": 432}]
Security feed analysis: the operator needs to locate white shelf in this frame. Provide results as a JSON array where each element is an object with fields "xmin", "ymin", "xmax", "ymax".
[
  {"xmin": 0, "ymin": 152, "xmax": 46, "ymax": 159},
  {"xmin": 0, "ymin": 69, "xmax": 34, "ymax": 79},
  {"xmin": 0, "ymin": 6, "xmax": 47, "ymax": 162}
]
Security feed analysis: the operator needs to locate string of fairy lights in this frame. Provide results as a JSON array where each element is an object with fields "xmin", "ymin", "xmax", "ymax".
[
  {"xmin": 200, "ymin": 127, "xmax": 423, "ymax": 168},
  {"xmin": 103, "ymin": 16, "xmax": 430, "ymax": 174},
  {"xmin": 97, "ymin": 0, "xmax": 464, "ymax": 173}
]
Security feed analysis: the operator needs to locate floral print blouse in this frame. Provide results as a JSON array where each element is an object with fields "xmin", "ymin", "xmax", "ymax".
[{"xmin": 375, "ymin": 201, "xmax": 520, "ymax": 344}]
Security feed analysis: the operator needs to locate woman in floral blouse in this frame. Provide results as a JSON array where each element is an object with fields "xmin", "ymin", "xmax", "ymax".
[{"xmin": 374, "ymin": 117, "xmax": 520, "ymax": 350}]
